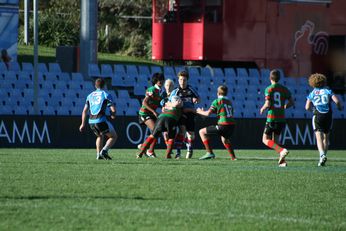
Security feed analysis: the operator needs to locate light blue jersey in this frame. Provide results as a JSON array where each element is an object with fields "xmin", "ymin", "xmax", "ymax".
[
  {"xmin": 307, "ymin": 88, "xmax": 333, "ymax": 114},
  {"xmin": 86, "ymin": 89, "xmax": 114, "ymax": 124}
]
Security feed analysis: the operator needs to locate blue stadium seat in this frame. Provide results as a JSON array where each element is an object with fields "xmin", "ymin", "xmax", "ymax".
[
  {"xmin": 8, "ymin": 61, "xmax": 20, "ymax": 72},
  {"xmin": 22, "ymin": 62, "xmax": 34, "ymax": 73},
  {"xmin": 138, "ymin": 65, "xmax": 151, "ymax": 76},
  {"xmin": 58, "ymin": 73, "xmax": 71, "ymax": 82},
  {"xmin": 125, "ymin": 108, "xmax": 138, "ymax": 116},
  {"xmin": 100, "ymin": 64, "xmax": 113, "ymax": 78},
  {"xmin": 187, "ymin": 66, "xmax": 200, "ymax": 78},
  {"xmin": 260, "ymin": 68, "xmax": 270, "ymax": 79},
  {"xmin": 46, "ymin": 72, "xmax": 59, "ymax": 82},
  {"xmin": 1, "ymin": 105, "xmax": 14, "ymax": 115},
  {"xmin": 88, "ymin": 63, "xmax": 100, "ymax": 78},
  {"xmin": 56, "ymin": 106, "xmax": 71, "ymax": 116},
  {"xmin": 4, "ymin": 71, "xmax": 17, "ymax": 81},
  {"xmin": 134, "ymin": 84, "xmax": 146, "ymax": 96},
  {"xmin": 151, "ymin": 65, "xmax": 162, "ymax": 74},
  {"xmin": 224, "ymin": 68, "xmax": 236, "ymax": 78},
  {"xmin": 248, "ymin": 68, "xmax": 260, "ymax": 78},
  {"xmin": 128, "ymin": 99, "xmax": 141, "ymax": 109},
  {"xmin": 0, "ymin": 62, "xmax": 7, "ymax": 71},
  {"xmin": 117, "ymin": 90, "xmax": 130, "ymax": 99},
  {"xmin": 126, "ymin": 65, "xmax": 139, "ymax": 77},
  {"xmin": 38, "ymin": 63, "xmax": 48, "ymax": 73},
  {"xmin": 48, "ymin": 63, "xmax": 62, "ymax": 73},
  {"xmin": 174, "ymin": 66, "xmax": 186, "ymax": 76},
  {"xmin": 71, "ymin": 73, "xmax": 84, "ymax": 82},
  {"xmin": 236, "ymin": 68, "xmax": 249, "ymax": 78},
  {"xmin": 163, "ymin": 66, "xmax": 175, "ymax": 79},
  {"xmin": 114, "ymin": 64, "xmax": 126, "ymax": 75},
  {"xmin": 18, "ymin": 72, "xmax": 31, "ymax": 81}
]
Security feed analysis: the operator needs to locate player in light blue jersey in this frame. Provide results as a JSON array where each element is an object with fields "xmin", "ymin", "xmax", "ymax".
[
  {"xmin": 305, "ymin": 73, "xmax": 343, "ymax": 166},
  {"xmin": 80, "ymin": 78, "xmax": 118, "ymax": 160}
]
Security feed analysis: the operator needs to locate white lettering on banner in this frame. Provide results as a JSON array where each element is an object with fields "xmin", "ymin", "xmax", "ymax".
[
  {"xmin": 13, "ymin": 121, "xmax": 31, "ymax": 143},
  {"xmin": 0, "ymin": 120, "xmax": 51, "ymax": 144},
  {"xmin": 126, "ymin": 122, "xmax": 161, "ymax": 145},
  {"xmin": 126, "ymin": 122, "xmax": 143, "ymax": 144},
  {"xmin": 0, "ymin": 121, "xmax": 12, "ymax": 143},
  {"xmin": 281, "ymin": 123, "xmax": 315, "ymax": 146}
]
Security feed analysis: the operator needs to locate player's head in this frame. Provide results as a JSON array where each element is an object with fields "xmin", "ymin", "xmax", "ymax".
[
  {"xmin": 309, "ymin": 73, "xmax": 327, "ymax": 88},
  {"xmin": 270, "ymin": 69, "xmax": 281, "ymax": 83},
  {"xmin": 95, "ymin": 78, "xmax": 105, "ymax": 89},
  {"xmin": 164, "ymin": 79, "xmax": 174, "ymax": 93},
  {"xmin": 177, "ymin": 70, "xmax": 189, "ymax": 89},
  {"xmin": 152, "ymin": 72, "xmax": 165, "ymax": 86},
  {"xmin": 217, "ymin": 85, "xmax": 228, "ymax": 96}
]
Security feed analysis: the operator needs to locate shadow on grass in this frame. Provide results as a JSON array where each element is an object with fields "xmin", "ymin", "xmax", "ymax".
[{"xmin": 0, "ymin": 195, "xmax": 161, "ymax": 201}]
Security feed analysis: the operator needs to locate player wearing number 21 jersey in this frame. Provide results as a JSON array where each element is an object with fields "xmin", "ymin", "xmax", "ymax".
[
  {"xmin": 260, "ymin": 70, "xmax": 294, "ymax": 167},
  {"xmin": 196, "ymin": 85, "xmax": 236, "ymax": 160},
  {"xmin": 305, "ymin": 73, "xmax": 343, "ymax": 167}
]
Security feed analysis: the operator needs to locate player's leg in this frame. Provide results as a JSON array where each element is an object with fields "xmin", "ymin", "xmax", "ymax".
[
  {"xmin": 144, "ymin": 118, "xmax": 157, "ymax": 156},
  {"xmin": 315, "ymin": 131, "xmax": 327, "ymax": 166},
  {"xmin": 175, "ymin": 125, "xmax": 186, "ymax": 159},
  {"xmin": 96, "ymin": 135, "xmax": 104, "ymax": 159},
  {"xmin": 137, "ymin": 119, "xmax": 162, "ymax": 158},
  {"xmin": 99, "ymin": 121, "xmax": 117, "ymax": 160},
  {"xmin": 262, "ymin": 123, "xmax": 288, "ymax": 165},
  {"xmin": 221, "ymin": 137, "xmax": 236, "ymax": 160},
  {"xmin": 185, "ymin": 113, "xmax": 196, "ymax": 159},
  {"xmin": 165, "ymin": 119, "xmax": 177, "ymax": 159},
  {"xmin": 199, "ymin": 126, "xmax": 216, "ymax": 160},
  {"xmin": 199, "ymin": 127, "xmax": 213, "ymax": 154}
]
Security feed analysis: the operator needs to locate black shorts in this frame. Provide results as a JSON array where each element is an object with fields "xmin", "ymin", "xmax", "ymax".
[
  {"xmin": 264, "ymin": 122, "xmax": 285, "ymax": 136},
  {"xmin": 312, "ymin": 112, "xmax": 332, "ymax": 133},
  {"xmin": 178, "ymin": 112, "xmax": 195, "ymax": 132},
  {"xmin": 152, "ymin": 116, "xmax": 178, "ymax": 139},
  {"xmin": 138, "ymin": 113, "xmax": 156, "ymax": 125},
  {"xmin": 206, "ymin": 124, "xmax": 235, "ymax": 139},
  {"xmin": 89, "ymin": 121, "xmax": 114, "ymax": 136}
]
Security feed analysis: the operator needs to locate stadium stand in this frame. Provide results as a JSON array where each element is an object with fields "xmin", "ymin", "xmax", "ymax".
[{"xmin": 0, "ymin": 63, "xmax": 344, "ymax": 118}]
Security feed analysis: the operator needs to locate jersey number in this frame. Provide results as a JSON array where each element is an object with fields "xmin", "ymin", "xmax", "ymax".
[
  {"xmin": 224, "ymin": 105, "xmax": 233, "ymax": 117},
  {"xmin": 273, "ymin": 92, "xmax": 281, "ymax": 108},
  {"xmin": 90, "ymin": 96, "xmax": 102, "ymax": 106},
  {"xmin": 313, "ymin": 95, "xmax": 329, "ymax": 105}
]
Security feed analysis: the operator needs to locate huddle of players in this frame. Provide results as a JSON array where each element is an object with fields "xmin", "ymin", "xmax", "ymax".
[{"xmin": 80, "ymin": 69, "xmax": 343, "ymax": 167}]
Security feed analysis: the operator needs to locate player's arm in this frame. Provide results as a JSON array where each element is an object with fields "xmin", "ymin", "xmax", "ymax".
[
  {"xmin": 305, "ymin": 99, "xmax": 312, "ymax": 111},
  {"xmin": 196, "ymin": 108, "xmax": 212, "ymax": 117},
  {"xmin": 260, "ymin": 99, "xmax": 270, "ymax": 115},
  {"xmin": 331, "ymin": 95, "xmax": 343, "ymax": 111},
  {"xmin": 79, "ymin": 104, "xmax": 89, "ymax": 132},
  {"xmin": 284, "ymin": 97, "xmax": 294, "ymax": 109},
  {"xmin": 109, "ymin": 104, "xmax": 116, "ymax": 119},
  {"xmin": 143, "ymin": 95, "xmax": 158, "ymax": 117}
]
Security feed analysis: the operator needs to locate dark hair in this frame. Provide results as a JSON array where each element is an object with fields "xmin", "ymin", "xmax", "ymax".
[
  {"xmin": 270, "ymin": 69, "xmax": 281, "ymax": 82},
  {"xmin": 151, "ymin": 72, "xmax": 165, "ymax": 85},
  {"xmin": 95, "ymin": 78, "xmax": 105, "ymax": 89},
  {"xmin": 177, "ymin": 70, "xmax": 189, "ymax": 80},
  {"xmin": 218, "ymin": 85, "xmax": 228, "ymax": 96}
]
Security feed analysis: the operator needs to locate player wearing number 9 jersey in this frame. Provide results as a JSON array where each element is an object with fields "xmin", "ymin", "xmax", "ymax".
[
  {"xmin": 260, "ymin": 70, "xmax": 294, "ymax": 167},
  {"xmin": 305, "ymin": 73, "xmax": 343, "ymax": 166},
  {"xmin": 196, "ymin": 85, "xmax": 236, "ymax": 160}
]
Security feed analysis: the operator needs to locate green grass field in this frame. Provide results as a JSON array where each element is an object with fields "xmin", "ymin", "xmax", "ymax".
[{"xmin": 0, "ymin": 149, "xmax": 345, "ymax": 231}]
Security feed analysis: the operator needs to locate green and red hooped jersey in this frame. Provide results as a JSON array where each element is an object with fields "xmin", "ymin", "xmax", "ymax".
[
  {"xmin": 264, "ymin": 83, "xmax": 292, "ymax": 122},
  {"xmin": 208, "ymin": 96, "xmax": 235, "ymax": 125},
  {"xmin": 139, "ymin": 85, "xmax": 162, "ymax": 116},
  {"xmin": 158, "ymin": 107, "xmax": 182, "ymax": 121}
]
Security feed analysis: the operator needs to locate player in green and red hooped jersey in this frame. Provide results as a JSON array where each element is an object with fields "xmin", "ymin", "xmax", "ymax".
[
  {"xmin": 137, "ymin": 97, "xmax": 183, "ymax": 159},
  {"xmin": 138, "ymin": 73, "xmax": 164, "ymax": 157},
  {"xmin": 196, "ymin": 85, "xmax": 237, "ymax": 160},
  {"xmin": 260, "ymin": 69, "xmax": 294, "ymax": 167}
]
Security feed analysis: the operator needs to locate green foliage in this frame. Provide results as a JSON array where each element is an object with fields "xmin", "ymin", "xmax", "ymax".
[
  {"xmin": 18, "ymin": 0, "xmax": 152, "ymax": 58},
  {"xmin": 0, "ymin": 149, "xmax": 346, "ymax": 230}
]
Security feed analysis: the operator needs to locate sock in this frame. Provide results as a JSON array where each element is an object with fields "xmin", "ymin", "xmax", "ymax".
[
  {"xmin": 186, "ymin": 138, "xmax": 194, "ymax": 152},
  {"xmin": 166, "ymin": 139, "xmax": 174, "ymax": 157},
  {"xmin": 319, "ymin": 151, "xmax": 325, "ymax": 158},
  {"xmin": 203, "ymin": 139, "xmax": 213, "ymax": 153},
  {"xmin": 224, "ymin": 143, "xmax": 236, "ymax": 159},
  {"xmin": 148, "ymin": 138, "xmax": 157, "ymax": 154},
  {"xmin": 140, "ymin": 136, "xmax": 154, "ymax": 154},
  {"xmin": 175, "ymin": 134, "xmax": 184, "ymax": 155},
  {"xmin": 102, "ymin": 146, "xmax": 110, "ymax": 151},
  {"xmin": 267, "ymin": 140, "xmax": 284, "ymax": 154}
]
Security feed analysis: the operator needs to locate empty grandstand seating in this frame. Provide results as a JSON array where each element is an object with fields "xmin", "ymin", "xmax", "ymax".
[{"xmin": 1, "ymin": 62, "xmax": 344, "ymax": 119}]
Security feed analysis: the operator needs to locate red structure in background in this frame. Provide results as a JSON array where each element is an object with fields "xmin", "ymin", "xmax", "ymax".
[{"xmin": 152, "ymin": 0, "xmax": 346, "ymax": 78}]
